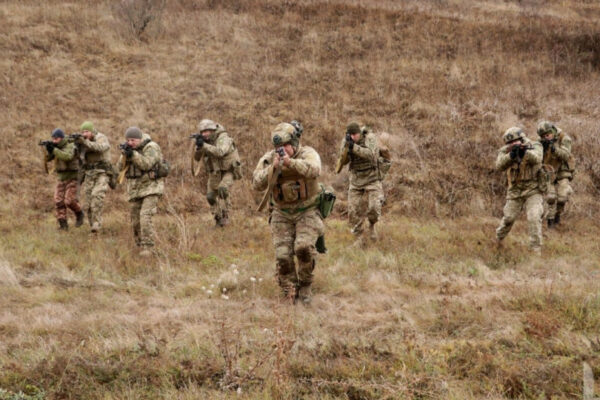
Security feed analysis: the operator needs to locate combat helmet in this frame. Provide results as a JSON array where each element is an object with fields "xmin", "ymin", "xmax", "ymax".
[
  {"xmin": 198, "ymin": 119, "xmax": 218, "ymax": 132},
  {"xmin": 271, "ymin": 122, "xmax": 300, "ymax": 148},
  {"xmin": 537, "ymin": 121, "xmax": 558, "ymax": 138},
  {"xmin": 502, "ymin": 127, "xmax": 525, "ymax": 144}
]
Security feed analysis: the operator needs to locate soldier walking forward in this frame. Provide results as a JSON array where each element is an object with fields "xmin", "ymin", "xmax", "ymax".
[
  {"xmin": 75, "ymin": 121, "xmax": 112, "ymax": 233},
  {"xmin": 117, "ymin": 127, "xmax": 164, "ymax": 257},
  {"xmin": 192, "ymin": 119, "xmax": 242, "ymax": 227},
  {"xmin": 336, "ymin": 122, "xmax": 384, "ymax": 247},
  {"xmin": 252, "ymin": 122, "xmax": 324, "ymax": 304},
  {"xmin": 43, "ymin": 128, "xmax": 84, "ymax": 230},
  {"xmin": 495, "ymin": 127, "xmax": 544, "ymax": 255},
  {"xmin": 536, "ymin": 121, "xmax": 574, "ymax": 228}
]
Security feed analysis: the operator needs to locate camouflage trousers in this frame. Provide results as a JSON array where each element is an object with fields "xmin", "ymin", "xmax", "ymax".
[
  {"xmin": 270, "ymin": 207, "xmax": 324, "ymax": 295},
  {"xmin": 496, "ymin": 192, "xmax": 543, "ymax": 250},
  {"xmin": 348, "ymin": 180, "xmax": 384, "ymax": 235},
  {"xmin": 130, "ymin": 195, "xmax": 159, "ymax": 248},
  {"xmin": 54, "ymin": 179, "xmax": 81, "ymax": 220},
  {"xmin": 83, "ymin": 171, "xmax": 109, "ymax": 229},
  {"xmin": 545, "ymin": 178, "xmax": 573, "ymax": 220},
  {"xmin": 207, "ymin": 171, "xmax": 233, "ymax": 220}
]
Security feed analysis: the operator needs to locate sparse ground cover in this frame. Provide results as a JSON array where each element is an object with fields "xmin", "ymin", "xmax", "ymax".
[{"xmin": 1, "ymin": 204, "xmax": 599, "ymax": 398}]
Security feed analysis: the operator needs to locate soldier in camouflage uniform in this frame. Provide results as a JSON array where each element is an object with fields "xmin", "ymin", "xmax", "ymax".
[
  {"xmin": 252, "ymin": 122, "xmax": 324, "ymax": 304},
  {"xmin": 43, "ymin": 128, "xmax": 84, "ymax": 230},
  {"xmin": 337, "ymin": 122, "xmax": 384, "ymax": 246},
  {"xmin": 495, "ymin": 127, "xmax": 544, "ymax": 255},
  {"xmin": 117, "ymin": 127, "xmax": 164, "ymax": 257},
  {"xmin": 193, "ymin": 119, "xmax": 241, "ymax": 227},
  {"xmin": 75, "ymin": 121, "xmax": 112, "ymax": 233},
  {"xmin": 537, "ymin": 121, "xmax": 574, "ymax": 228}
]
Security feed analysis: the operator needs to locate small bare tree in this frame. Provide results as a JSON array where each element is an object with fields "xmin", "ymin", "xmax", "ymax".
[{"xmin": 113, "ymin": 0, "xmax": 166, "ymax": 40}]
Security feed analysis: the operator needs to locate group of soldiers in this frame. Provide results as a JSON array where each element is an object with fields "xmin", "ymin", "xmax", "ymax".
[
  {"xmin": 495, "ymin": 121, "xmax": 574, "ymax": 255},
  {"xmin": 40, "ymin": 118, "xmax": 573, "ymax": 302}
]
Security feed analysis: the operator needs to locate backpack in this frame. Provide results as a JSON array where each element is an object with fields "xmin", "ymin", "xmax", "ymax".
[{"xmin": 154, "ymin": 159, "xmax": 170, "ymax": 179}]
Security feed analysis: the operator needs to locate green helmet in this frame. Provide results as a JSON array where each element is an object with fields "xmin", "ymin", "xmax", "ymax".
[
  {"xmin": 198, "ymin": 119, "xmax": 218, "ymax": 132},
  {"xmin": 537, "ymin": 121, "xmax": 557, "ymax": 137},
  {"xmin": 271, "ymin": 122, "xmax": 299, "ymax": 147},
  {"xmin": 502, "ymin": 127, "xmax": 525, "ymax": 144},
  {"xmin": 80, "ymin": 121, "xmax": 95, "ymax": 133}
]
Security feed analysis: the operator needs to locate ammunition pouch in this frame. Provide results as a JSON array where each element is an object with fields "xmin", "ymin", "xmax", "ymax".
[
  {"xmin": 274, "ymin": 180, "xmax": 309, "ymax": 203},
  {"xmin": 317, "ymin": 184, "xmax": 336, "ymax": 219},
  {"xmin": 82, "ymin": 161, "xmax": 112, "ymax": 172}
]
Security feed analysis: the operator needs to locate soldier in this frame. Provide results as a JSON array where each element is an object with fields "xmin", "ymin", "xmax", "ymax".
[
  {"xmin": 192, "ymin": 119, "xmax": 241, "ymax": 227},
  {"xmin": 252, "ymin": 122, "xmax": 324, "ymax": 304},
  {"xmin": 495, "ymin": 127, "xmax": 544, "ymax": 255},
  {"xmin": 117, "ymin": 127, "xmax": 164, "ymax": 257},
  {"xmin": 75, "ymin": 121, "xmax": 112, "ymax": 233},
  {"xmin": 42, "ymin": 128, "xmax": 84, "ymax": 230},
  {"xmin": 537, "ymin": 121, "xmax": 574, "ymax": 228},
  {"xmin": 336, "ymin": 122, "xmax": 385, "ymax": 247}
]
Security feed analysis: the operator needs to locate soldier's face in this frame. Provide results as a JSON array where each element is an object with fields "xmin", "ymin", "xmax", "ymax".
[
  {"xmin": 52, "ymin": 137, "xmax": 62, "ymax": 144},
  {"xmin": 507, "ymin": 139, "xmax": 521, "ymax": 147},
  {"xmin": 201, "ymin": 130, "xmax": 212, "ymax": 139},
  {"xmin": 82, "ymin": 130, "xmax": 93, "ymax": 140},
  {"xmin": 543, "ymin": 133, "xmax": 554, "ymax": 141},
  {"xmin": 282, "ymin": 143, "xmax": 295, "ymax": 156},
  {"xmin": 127, "ymin": 138, "xmax": 141, "ymax": 148},
  {"xmin": 350, "ymin": 133, "xmax": 360, "ymax": 142}
]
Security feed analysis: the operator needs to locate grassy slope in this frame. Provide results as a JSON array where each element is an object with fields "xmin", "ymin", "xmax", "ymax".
[{"xmin": 1, "ymin": 0, "xmax": 600, "ymax": 398}]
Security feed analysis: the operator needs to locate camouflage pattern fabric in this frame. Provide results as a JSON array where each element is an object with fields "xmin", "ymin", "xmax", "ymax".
[
  {"xmin": 51, "ymin": 139, "xmax": 79, "ymax": 181},
  {"xmin": 496, "ymin": 193, "xmax": 544, "ymax": 251},
  {"xmin": 348, "ymin": 181, "xmax": 384, "ymax": 236},
  {"xmin": 207, "ymin": 171, "xmax": 234, "ymax": 221},
  {"xmin": 545, "ymin": 178, "xmax": 573, "ymax": 220},
  {"xmin": 117, "ymin": 134, "xmax": 164, "ymax": 202},
  {"xmin": 83, "ymin": 171, "xmax": 109, "ymax": 230},
  {"xmin": 495, "ymin": 137, "xmax": 544, "ymax": 251},
  {"xmin": 54, "ymin": 179, "xmax": 82, "ymax": 220},
  {"xmin": 253, "ymin": 144, "xmax": 324, "ymax": 297},
  {"xmin": 270, "ymin": 208, "xmax": 324, "ymax": 295},
  {"xmin": 130, "ymin": 194, "xmax": 159, "ymax": 248}
]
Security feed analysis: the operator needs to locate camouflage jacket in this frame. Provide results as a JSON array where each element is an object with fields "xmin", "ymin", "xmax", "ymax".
[
  {"xmin": 496, "ymin": 138, "xmax": 543, "ymax": 200},
  {"xmin": 117, "ymin": 134, "xmax": 164, "ymax": 201},
  {"xmin": 542, "ymin": 131, "xmax": 573, "ymax": 181},
  {"xmin": 48, "ymin": 139, "xmax": 79, "ymax": 181},
  {"xmin": 79, "ymin": 132, "xmax": 112, "ymax": 176},
  {"xmin": 253, "ymin": 145, "xmax": 321, "ymax": 212},
  {"xmin": 338, "ymin": 132, "xmax": 380, "ymax": 188},
  {"xmin": 194, "ymin": 127, "xmax": 239, "ymax": 174}
]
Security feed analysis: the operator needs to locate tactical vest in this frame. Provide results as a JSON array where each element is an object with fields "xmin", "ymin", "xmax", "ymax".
[
  {"xmin": 272, "ymin": 166, "xmax": 320, "ymax": 207},
  {"xmin": 349, "ymin": 137, "xmax": 375, "ymax": 172},
  {"xmin": 542, "ymin": 133, "xmax": 573, "ymax": 179},
  {"xmin": 54, "ymin": 141, "xmax": 80, "ymax": 172},
  {"xmin": 83, "ymin": 133, "xmax": 111, "ymax": 168},
  {"xmin": 126, "ymin": 139, "xmax": 155, "ymax": 179},
  {"xmin": 506, "ymin": 161, "xmax": 540, "ymax": 188},
  {"xmin": 204, "ymin": 131, "xmax": 240, "ymax": 173}
]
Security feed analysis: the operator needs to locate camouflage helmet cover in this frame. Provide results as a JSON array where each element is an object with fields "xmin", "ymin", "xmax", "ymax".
[
  {"xmin": 271, "ymin": 122, "xmax": 298, "ymax": 147},
  {"xmin": 502, "ymin": 127, "xmax": 525, "ymax": 144},
  {"xmin": 537, "ymin": 120, "xmax": 558, "ymax": 137},
  {"xmin": 198, "ymin": 119, "xmax": 218, "ymax": 132}
]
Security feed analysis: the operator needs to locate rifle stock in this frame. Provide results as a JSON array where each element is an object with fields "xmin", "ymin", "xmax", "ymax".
[
  {"xmin": 335, "ymin": 146, "xmax": 349, "ymax": 174},
  {"xmin": 257, "ymin": 163, "xmax": 280, "ymax": 212}
]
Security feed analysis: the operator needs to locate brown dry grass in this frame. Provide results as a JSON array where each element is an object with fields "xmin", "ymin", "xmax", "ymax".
[{"xmin": 1, "ymin": 0, "xmax": 600, "ymax": 399}]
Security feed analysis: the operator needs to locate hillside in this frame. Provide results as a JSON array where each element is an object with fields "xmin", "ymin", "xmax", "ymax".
[{"xmin": 1, "ymin": 0, "xmax": 600, "ymax": 399}]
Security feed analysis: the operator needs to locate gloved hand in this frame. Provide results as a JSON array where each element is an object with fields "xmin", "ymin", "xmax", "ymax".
[
  {"xmin": 509, "ymin": 146, "xmax": 519, "ymax": 160},
  {"xmin": 518, "ymin": 146, "xmax": 526, "ymax": 159},
  {"xmin": 346, "ymin": 133, "xmax": 354, "ymax": 151},
  {"xmin": 45, "ymin": 142, "xmax": 55, "ymax": 155},
  {"xmin": 120, "ymin": 143, "xmax": 133, "ymax": 158},
  {"xmin": 195, "ymin": 135, "xmax": 204, "ymax": 148}
]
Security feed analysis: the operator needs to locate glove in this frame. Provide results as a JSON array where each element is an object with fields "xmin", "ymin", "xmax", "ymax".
[
  {"xmin": 121, "ymin": 144, "xmax": 133, "ymax": 158},
  {"xmin": 45, "ymin": 142, "xmax": 55, "ymax": 155},
  {"xmin": 195, "ymin": 135, "xmax": 204, "ymax": 148},
  {"xmin": 509, "ymin": 146, "xmax": 519, "ymax": 160},
  {"xmin": 542, "ymin": 140, "xmax": 550, "ymax": 151},
  {"xmin": 346, "ymin": 134, "xmax": 354, "ymax": 151},
  {"xmin": 518, "ymin": 146, "xmax": 526, "ymax": 159}
]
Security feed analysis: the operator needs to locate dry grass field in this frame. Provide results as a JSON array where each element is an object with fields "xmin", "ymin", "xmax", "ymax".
[{"xmin": 1, "ymin": 0, "xmax": 600, "ymax": 398}]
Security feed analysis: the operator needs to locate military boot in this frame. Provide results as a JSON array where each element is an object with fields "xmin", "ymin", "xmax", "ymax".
[
  {"xmin": 547, "ymin": 219, "xmax": 554, "ymax": 228},
  {"xmin": 297, "ymin": 285, "xmax": 312, "ymax": 305},
  {"xmin": 58, "ymin": 219, "xmax": 68, "ymax": 231},
  {"xmin": 139, "ymin": 247, "xmax": 153, "ymax": 258},
  {"xmin": 220, "ymin": 210, "xmax": 229, "ymax": 227},
  {"xmin": 553, "ymin": 214, "xmax": 561, "ymax": 225},
  {"xmin": 91, "ymin": 222, "xmax": 100, "ymax": 233},
  {"xmin": 75, "ymin": 211, "xmax": 85, "ymax": 227}
]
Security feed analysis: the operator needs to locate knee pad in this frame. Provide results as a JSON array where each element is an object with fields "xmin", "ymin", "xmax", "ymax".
[
  {"xmin": 296, "ymin": 245, "xmax": 313, "ymax": 264},
  {"xmin": 217, "ymin": 186, "xmax": 229, "ymax": 199},
  {"xmin": 206, "ymin": 191, "xmax": 217, "ymax": 206},
  {"xmin": 276, "ymin": 257, "xmax": 295, "ymax": 275}
]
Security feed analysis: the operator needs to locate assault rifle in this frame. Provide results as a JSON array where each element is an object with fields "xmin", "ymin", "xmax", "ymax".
[
  {"xmin": 510, "ymin": 143, "xmax": 533, "ymax": 165},
  {"xmin": 335, "ymin": 135, "xmax": 352, "ymax": 174},
  {"xmin": 189, "ymin": 133, "xmax": 204, "ymax": 176},
  {"xmin": 68, "ymin": 133, "xmax": 82, "ymax": 140},
  {"xmin": 38, "ymin": 140, "xmax": 55, "ymax": 173},
  {"xmin": 257, "ymin": 147, "xmax": 285, "ymax": 212}
]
